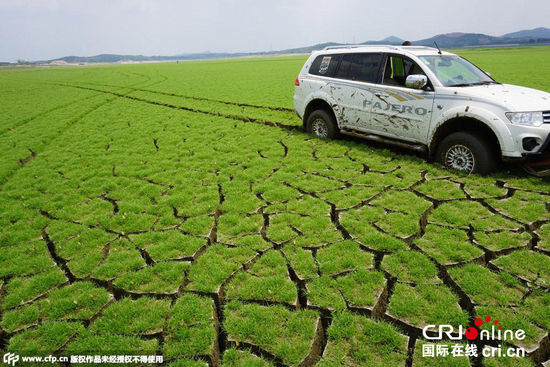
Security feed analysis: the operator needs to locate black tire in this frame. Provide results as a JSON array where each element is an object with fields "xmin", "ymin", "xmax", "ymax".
[
  {"xmin": 306, "ymin": 109, "xmax": 339, "ymax": 139},
  {"xmin": 436, "ymin": 131, "xmax": 498, "ymax": 174}
]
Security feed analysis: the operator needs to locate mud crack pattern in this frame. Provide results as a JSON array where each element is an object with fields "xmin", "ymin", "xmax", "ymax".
[{"xmin": 0, "ymin": 60, "xmax": 549, "ymax": 367}]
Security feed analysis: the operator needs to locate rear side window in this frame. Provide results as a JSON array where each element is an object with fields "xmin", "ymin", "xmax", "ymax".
[
  {"xmin": 334, "ymin": 55, "xmax": 352, "ymax": 79},
  {"xmin": 309, "ymin": 54, "xmax": 342, "ymax": 76},
  {"xmin": 334, "ymin": 53, "xmax": 383, "ymax": 83}
]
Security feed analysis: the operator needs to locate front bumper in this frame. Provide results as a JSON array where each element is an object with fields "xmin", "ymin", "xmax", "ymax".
[
  {"xmin": 518, "ymin": 131, "xmax": 550, "ymax": 177},
  {"xmin": 522, "ymin": 132, "xmax": 550, "ymax": 157},
  {"xmin": 503, "ymin": 122, "xmax": 550, "ymax": 158}
]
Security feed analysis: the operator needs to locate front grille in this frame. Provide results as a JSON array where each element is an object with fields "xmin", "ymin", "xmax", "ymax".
[{"xmin": 544, "ymin": 111, "xmax": 550, "ymax": 124}]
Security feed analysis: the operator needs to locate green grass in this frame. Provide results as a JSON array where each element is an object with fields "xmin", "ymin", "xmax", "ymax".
[
  {"xmin": 224, "ymin": 301, "xmax": 318, "ymax": 365},
  {"xmin": 536, "ymin": 223, "xmax": 550, "ymax": 251},
  {"xmin": 487, "ymin": 190, "xmax": 549, "ymax": 224},
  {"xmin": 164, "ymin": 294, "xmax": 216, "ymax": 359},
  {"xmin": 430, "ymin": 201, "xmax": 520, "ymax": 231},
  {"xmin": 307, "ymin": 269, "xmax": 386, "ymax": 310},
  {"xmin": 316, "ymin": 240, "xmax": 374, "ymax": 275},
  {"xmin": 187, "ymin": 244, "xmax": 256, "ymax": 293},
  {"xmin": 131, "ymin": 231, "xmax": 205, "ymax": 261},
  {"xmin": 491, "ymin": 250, "xmax": 550, "ymax": 287},
  {"xmin": 113, "ymin": 261, "xmax": 189, "ymax": 294},
  {"xmin": 222, "ymin": 348, "xmax": 273, "ymax": 366},
  {"xmin": 523, "ymin": 289, "xmax": 550, "ymax": 330},
  {"xmin": 449, "ymin": 264, "xmax": 525, "ymax": 306},
  {"xmin": 2, "ymin": 267, "xmax": 67, "ymax": 309},
  {"xmin": 381, "ymin": 250, "xmax": 439, "ymax": 284},
  {"xmin": 89, "ymin": 297, "xmax": 170, "ymax": 336},
  {"xmin": 1, "ymin": 46, "xmax": 550, "ymax": 366},
  {"xmin": 281, "ymin": 246, "xmax": 317, "ymax": 279},
  {"xmin": 475, "ymin": 231, "xmax": 531, "ymax": 252},
  {"xmin": 1, "ymin": 282, "xmax": 110, "ymax": 333},
  {"xmin": 168, "ymin": 360, "xmax": 209, "ymax": 367},
  {"xmin": 415, "ymin": 225, "xmax": 483, "ymax": 265},
  {"xmin": 387, "ymin": 283, "xmax": 468, "ymax": 327},
  {"xmin": 8, "ymin": 321, "xmax": 84, "ymax": 355},
  {"xmin": 318, "ymin": 312, "xmax": 408, "ymax": 366},
  {"xmin": 66, "ymin": 330, "xmax": 158, "ymax": 356},
  {"xmin": 226, "ymin": 250, "xmax": 296, "ymax": 304},
  {"xmin": 415, "ymin": 179, "xmax": 466, "ymax": 200}
]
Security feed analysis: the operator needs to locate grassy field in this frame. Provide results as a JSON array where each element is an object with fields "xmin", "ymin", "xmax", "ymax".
[{"xmin": 0, "ymin": 46, "xmax": 549, "ymax": 366}]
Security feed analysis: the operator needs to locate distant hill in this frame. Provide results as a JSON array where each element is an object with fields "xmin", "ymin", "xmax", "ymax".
[
  {"xmin": 382, "ymin": 36, "xmax": 405, "ymax": 44},
  {"xmin": 33, "ymin": 27, "xmax": 550, "ymax": 65},
  {"xmin": 414, "ymin": 32, "xmax": 508, "ymax": 48},
  {"xmin": 502, "ymin": 27, "xmax": 550, "ymax": 39},
  {"xmin": 56, "ymin": 54, "xmax": 158, "ymax": 63},
  {"xmin": 51, "ymin": 52, "xmax": 260, "ymax": 64},
  {"xmin": 45, "ymin": 43, "xmax": 345, "ymax": 64},
  {"xmin": 359, "ymin": 35, "xmax": 404, "ymax": 45}
]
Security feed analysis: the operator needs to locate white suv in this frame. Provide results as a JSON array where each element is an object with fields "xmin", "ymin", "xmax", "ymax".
[{"xmin": 293, "ymin": 45, "xmax": 550, "ymax": 174}]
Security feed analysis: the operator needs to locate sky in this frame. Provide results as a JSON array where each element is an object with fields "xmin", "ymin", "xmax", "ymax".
[{"xmin": 1, "ymin": 0, "xmax": 549, "ymax": 62}]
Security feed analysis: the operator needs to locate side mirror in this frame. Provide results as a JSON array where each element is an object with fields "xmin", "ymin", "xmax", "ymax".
[{"xmin": 406, "ymin": 75, "xmax": 428, "ymax": 89}]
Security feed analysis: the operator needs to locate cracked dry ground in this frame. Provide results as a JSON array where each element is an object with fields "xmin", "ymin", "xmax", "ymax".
[{"xmin": 1, "ymin": 62, "xmax": 550, "ymax": 367}]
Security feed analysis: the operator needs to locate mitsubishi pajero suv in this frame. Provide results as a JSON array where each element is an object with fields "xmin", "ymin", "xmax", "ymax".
[{"xmin": 293, "ymin": 45, "xmax": 550, "ymax": 174}]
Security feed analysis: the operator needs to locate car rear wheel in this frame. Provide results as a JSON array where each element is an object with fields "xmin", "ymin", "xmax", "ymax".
[
  {"xmin": 436, "ymin": 131, "xmax": 497, "ymax": 174},
  {"xmin": 307, "ymin": 110, "xmax": 338, "ymax": 139}
]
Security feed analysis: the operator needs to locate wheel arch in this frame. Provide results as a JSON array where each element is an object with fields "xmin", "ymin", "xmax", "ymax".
[
  {"xmin": 303, "ymin": 98, "xmax": 338, "ymax": 130},
  {"xmin": 429, "ymin": 116, "xmax": 502, "ymax": 160}
]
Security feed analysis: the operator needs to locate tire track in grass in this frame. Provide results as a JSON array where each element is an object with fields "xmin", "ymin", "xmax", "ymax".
[
  {"xmin": 0, "ymin": 75, "xmax": 173, "ymax": 188},
  {"xmin": 51, "ymin": 80, "xmax": 294, "ymax": 113},
  {"xmin": 0, "ymin": 72, "xmax": 169, "ymax": 137},
  {"xmin": 55, "ymin": 83, "xmax": 303, "ymax": 132},
  {"xmin": 116, "ymin": 70, "xmax": 169, "ymax": 90},
  {"xmin": 125, "ymin": 86, "xmax": 295, "ymax": 113},
  {"xmin": 0, "ymin": 92, "xmax": 121, "ymax": 187},
  {"xmin": 0, "ymin": 90, "xmax": 104, "ymax": 136}
]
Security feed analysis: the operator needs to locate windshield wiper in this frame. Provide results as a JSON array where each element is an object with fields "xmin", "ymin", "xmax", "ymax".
[
  {"xmin": 448, "ymin": 83, "xmax": 477, "ymax": 87},
  {"xmin": 476, "ymin": 80, "xmax": 501, "ymax": 85},
  {"xmin": 448, "ymin": 80, "xmax": 500, "ymax": 87}
]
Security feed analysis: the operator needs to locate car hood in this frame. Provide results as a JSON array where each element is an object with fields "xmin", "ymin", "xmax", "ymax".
[{"xmin": 445, "ymin": 84, "xmax": 550, "ymax": 112}]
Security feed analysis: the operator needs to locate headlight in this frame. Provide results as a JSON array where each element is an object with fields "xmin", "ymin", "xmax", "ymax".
[{"xmin": 505, "ymin": 112, "xmax": 544, "ymax": 127}]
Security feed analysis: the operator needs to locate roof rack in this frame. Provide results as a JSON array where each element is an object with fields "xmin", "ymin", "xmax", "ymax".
[
  {"xmin": 398, "ymin": 46, "xmax": 437, "ymax": 50},
  {"xmin": 322, "ymin": 44, "xmax": 399, "ymax": 50}
]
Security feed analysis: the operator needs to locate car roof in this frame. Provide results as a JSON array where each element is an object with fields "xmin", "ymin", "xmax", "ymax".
[{"xmin": 313, "ymin": 45, "xmax": 455, "ymax": 57}]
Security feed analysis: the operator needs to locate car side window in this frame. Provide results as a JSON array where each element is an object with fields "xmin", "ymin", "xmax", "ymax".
[
  {"xmin": 334, "ymin": 53, "xmax": 383, "ymax": 83},
  {"xmin": 349, "ymin": 53, "xmax": 383, "ymax": 83},
  {"xmin": 334, "ymin": 54, "xmax": 352, "ymax": 79},
  {"xmin": 309, "ymin": 54, "xmax": 342, "ymax": 77},
  {"xmin": 383, "ymin": 55, "xmax": 427, "ymax": 88}
]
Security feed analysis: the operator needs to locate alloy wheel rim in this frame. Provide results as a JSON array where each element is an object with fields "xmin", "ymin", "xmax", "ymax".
[
  {"xmin": 312, "ymin": 119, "xmax": 328, "ymax": 137},
  {"xmin": 445, "ymin": 144, "xmax": 475, "ymax": 173}
]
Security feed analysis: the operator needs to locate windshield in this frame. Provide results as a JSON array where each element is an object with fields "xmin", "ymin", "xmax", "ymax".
[{"xmin": 419, "ymin": 56, "xmax": 497, "ymax": 87}]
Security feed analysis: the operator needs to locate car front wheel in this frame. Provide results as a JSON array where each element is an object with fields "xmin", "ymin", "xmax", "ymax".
[{"xmin": 436, "ymin": 131, "xmax": 497, "ymax": 174}]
